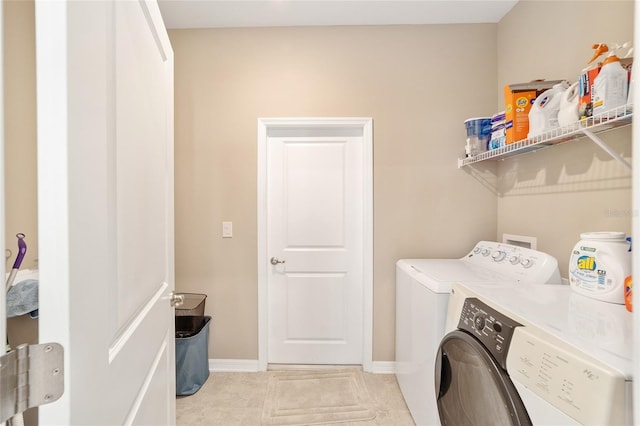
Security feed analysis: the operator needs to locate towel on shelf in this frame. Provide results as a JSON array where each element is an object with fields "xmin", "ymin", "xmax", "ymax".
[{"xmin": 6, "ymin": 279, "xmax": 39, "ymax": 318}]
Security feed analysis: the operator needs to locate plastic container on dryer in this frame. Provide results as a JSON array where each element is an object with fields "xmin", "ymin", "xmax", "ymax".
[
  {"xmin": 568, "ymin": 232, "xmax": 632, "ymax": 304},
  {"xmin": 624, "ymin": 275, "xmax": 632, "ymax": 312},
  {"xmin": 527, "ymin": 81, "xmax": 569, "ymax": 138}
]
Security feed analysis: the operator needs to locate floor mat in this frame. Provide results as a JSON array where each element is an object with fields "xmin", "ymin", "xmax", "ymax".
[{"xmin": 261, "ymin": 369, "xmax": 376, "ymax": 425}]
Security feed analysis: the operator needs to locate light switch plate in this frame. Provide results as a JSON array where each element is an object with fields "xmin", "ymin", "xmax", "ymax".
[{"xmin": 222, "ymin": 221, "xmax": 233, "ymax": 238}]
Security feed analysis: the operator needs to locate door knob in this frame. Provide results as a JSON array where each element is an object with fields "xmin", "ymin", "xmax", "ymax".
[
  {"xmin": 270, "ymin": 257, "xmax": 286, "ymax": 265},
  {"xmin": 170, "ymin": 291, "xmax": 184, "ymax": 307}
]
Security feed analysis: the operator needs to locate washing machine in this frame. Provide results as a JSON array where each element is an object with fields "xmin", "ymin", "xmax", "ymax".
[
  {"xmin": 395, "ymin": 241, "xmax": 561, "ymax": 426},
  {"xmin": 436, "ymin": 281, "xmax": 633, "ymax": 425}
]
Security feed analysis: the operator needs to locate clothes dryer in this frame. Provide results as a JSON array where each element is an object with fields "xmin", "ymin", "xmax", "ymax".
[
  {"xmin": 396, "ymin": 241, "xmax": 561, "ymax": 426},
  {"xmin": 437, "ymin": 281, "xmax": 633, "ymax": 425}
]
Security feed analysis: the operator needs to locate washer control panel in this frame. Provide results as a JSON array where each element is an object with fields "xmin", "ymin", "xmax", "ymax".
[
  {"xmin": 466, "ymin": 241, "xmax": 561, "ymax": 284},
  {"xmin": 458, "ymin": 297, "xmax": 522, "ymax": 369}
]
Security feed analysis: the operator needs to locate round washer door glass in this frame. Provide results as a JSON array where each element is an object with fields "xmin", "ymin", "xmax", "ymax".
[{"xmin": 435, "ymin": 330, "xmax": 531, "ymax": 426}]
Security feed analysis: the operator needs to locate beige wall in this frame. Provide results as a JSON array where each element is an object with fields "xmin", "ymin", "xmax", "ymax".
[
  {"xmin": 3, "ymin": 5, "xmax": 38, "ymax": 423},
  {"xmin": 496, "ymin": 1, "xmax": 634, "ymax": 277},
  {"xmin": 10, "ymin": 0, "xmax": 631, "ymax": 364},
  {"xmin": 4, "ymin": 0, "xmax": 38, "ymax": 270},
  {"xmin": 170, "ymin": 24, "xmax": 499, "ymax": 361}
]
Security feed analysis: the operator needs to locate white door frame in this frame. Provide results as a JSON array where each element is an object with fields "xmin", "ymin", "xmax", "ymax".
[
  {"xmin": 257, "ymin": 117, "xmax": 373, "ymax": 372},
  {"xmin": 0, "ymin": 1, "xmax": 5, "ymax": 352}
]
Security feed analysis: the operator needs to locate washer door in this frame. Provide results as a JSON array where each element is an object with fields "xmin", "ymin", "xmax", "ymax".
[{"xmin": 435, "ymin": 330, "xmax": 531, "ymax": 426}]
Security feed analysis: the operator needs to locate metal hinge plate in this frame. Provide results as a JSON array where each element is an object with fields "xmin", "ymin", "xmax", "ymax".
[{"xmin": 0, "ymin": 343, "xmax": 64, "ymax": 423}]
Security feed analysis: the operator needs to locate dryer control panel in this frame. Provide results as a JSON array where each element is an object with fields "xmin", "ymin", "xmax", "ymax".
[{"xmin": 458, "ymin": 297, "xmax": 522, "ymax": 370}]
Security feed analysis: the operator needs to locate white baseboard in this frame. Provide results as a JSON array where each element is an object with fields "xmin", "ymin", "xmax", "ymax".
[
  {"xmin": 370, "ymin": 361, "xmax": 396, "ymax": 374},
  {"xmin": 208, "ymin": 359, "xmax": 396, "ymax": 374},
  {"xmin": 209, "ymin": 359, "xmax": 262, "ymax": 372}
]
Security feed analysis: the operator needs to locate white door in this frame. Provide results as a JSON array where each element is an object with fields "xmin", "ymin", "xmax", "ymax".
[
  {"xmin": 36, "ymin": 1, "xmax": 175, "ymax": 424},
  {"xmin": 266, "ymin": 127, "xmax": 367, "ymax": 365}
]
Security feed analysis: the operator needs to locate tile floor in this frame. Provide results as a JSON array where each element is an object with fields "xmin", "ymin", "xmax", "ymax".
[{"xmin": 176, "ymin": 370, "xmax": 416, "ymax": 425}]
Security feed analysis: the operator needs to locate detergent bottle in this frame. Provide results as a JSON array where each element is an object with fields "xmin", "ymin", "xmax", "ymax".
[
  {"xmin": 592, "ymin": 43, "xmax": 630, "ymax": 115},
  {"xmin": 527, "ymin": 81, "xmax": 569, "ymax": 138},
  {"xmin": 557, "ymin": 81, "xmax": 580, "ymax": 128},
  {"xmin": 625, "ymin": 275, "xmax": 632, "ymax": 312},
  {"xmin": 569, "ymin": 232, "xmax": 632, "ymax": 304},
  {"xmin": 624, "ymin": 237, "xmax": 632, "ymax": 312}
]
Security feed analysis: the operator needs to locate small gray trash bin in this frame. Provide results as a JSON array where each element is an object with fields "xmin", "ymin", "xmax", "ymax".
[{"xmin": 176, "ymin": 315, "xmax": 211, "ymax": 396}]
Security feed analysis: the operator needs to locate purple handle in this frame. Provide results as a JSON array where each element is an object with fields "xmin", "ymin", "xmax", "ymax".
[{"xmin": 12, "ymin": 233, "xmax": 26, "ymax": 270}]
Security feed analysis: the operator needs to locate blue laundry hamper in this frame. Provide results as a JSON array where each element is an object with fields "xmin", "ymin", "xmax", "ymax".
[{"xmin": 176, "ymin": 315, "xmax": 211, "ymax": 396}]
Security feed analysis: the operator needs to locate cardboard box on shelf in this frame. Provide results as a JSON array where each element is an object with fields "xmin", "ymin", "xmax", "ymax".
[
  {"xmin": 579, "ymin": 67, "xmax": 600, "ymax": 119},
  {"xmin": 504, "ymin": 80, "xmax": 565, "ymax": 144}
]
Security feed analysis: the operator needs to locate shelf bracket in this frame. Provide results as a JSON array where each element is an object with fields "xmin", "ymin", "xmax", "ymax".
[{"xmin": 580, "ymin": 128, "xmax": 632, "ymax": 171}]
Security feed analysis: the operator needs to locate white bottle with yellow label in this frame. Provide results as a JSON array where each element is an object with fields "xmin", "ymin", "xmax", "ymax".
[{"xmin": 568, "ymin": 232, "xmax": 632, "ymax": 304}]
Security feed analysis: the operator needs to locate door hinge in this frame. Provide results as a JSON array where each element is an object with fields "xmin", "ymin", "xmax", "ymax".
[{"xmin": 0, "ymin": 343, "xmax": 64, "ymax": 423}]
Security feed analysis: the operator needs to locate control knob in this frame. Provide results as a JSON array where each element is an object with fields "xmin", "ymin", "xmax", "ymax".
[
  {"xmin": 520, "ymin": 258, "xmax": 534, "ymax": 268},
  {"xmin": 474, "ymin": 315, "xmax": 486, "ymax": 331},
  {"xmin": 491, "ymin": 251, "xmax": 506, "ymax": 262},
  {"xmin": 481, "ymin": 249, "xmax": 490, "ymax": 256},
  {"xmin": 509, "ymin": 256, "xmax": 520, "ymax": 265},
  {"xmin": 473, "ymin": 247, "xmax": 481, "ymax": 254}
]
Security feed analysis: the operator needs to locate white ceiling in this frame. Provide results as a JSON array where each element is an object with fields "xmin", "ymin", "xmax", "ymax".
[{"xmin": 157, "ymin": 0, "xmax": 519, "ymax": 29}]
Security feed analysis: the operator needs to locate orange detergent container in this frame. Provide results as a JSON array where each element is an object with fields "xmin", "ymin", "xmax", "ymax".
[{"xmin": 624, "ymin": 275, "xmax": 632, "ymax": 312}]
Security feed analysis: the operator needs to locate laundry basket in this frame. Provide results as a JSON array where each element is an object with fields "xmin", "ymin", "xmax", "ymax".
[
  {"xmin": 175, "ymin": 293, "xmax": 210, "ymax": 395},
  {"xmin": 176, "ymin": 315, "xmax": 211, "ymax": 396}
]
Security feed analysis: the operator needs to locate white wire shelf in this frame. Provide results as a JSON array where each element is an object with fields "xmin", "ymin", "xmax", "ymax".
[{"xmin": 458, "ymin": 104, "xmax": 633, "ymax": 169}]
